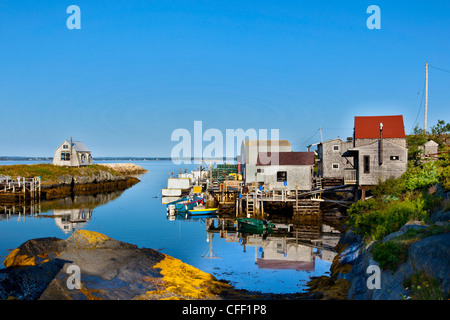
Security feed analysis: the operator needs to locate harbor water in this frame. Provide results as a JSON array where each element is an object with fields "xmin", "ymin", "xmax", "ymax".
[{"xmin": 0, "ymin": 160, "xmax": 340, "ymax": 294}]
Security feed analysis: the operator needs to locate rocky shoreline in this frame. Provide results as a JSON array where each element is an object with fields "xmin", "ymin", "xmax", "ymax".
[
  {"xmin": 0, "ymin": 164, "xmax": 145, "ymax": 203},
  {"xmin": 310, "ymin": 211, "xmax": 450, "ymax": 300}
]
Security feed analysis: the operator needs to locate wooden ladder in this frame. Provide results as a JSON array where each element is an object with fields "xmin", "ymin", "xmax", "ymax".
[{"xmin": 246, "ymin": 197, "xmax": 255, "ymax": 215}]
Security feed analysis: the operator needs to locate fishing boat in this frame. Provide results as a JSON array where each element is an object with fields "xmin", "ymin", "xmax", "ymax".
[
  {"xmin": 236, "ymin": 218, "xmax": 274, "ymax": 233},
  {"xmin": 187, "ymin": 205, "xmax": 218, "ymax": 216},
  {"xmin": 166, "ymin": 195, "xmax": 203, "ymax": 214}
]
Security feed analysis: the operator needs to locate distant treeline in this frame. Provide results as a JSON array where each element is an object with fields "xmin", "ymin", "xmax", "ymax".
[{"xmin": 0, "ymin": 156, "xmax": 237, "ymax": 162}]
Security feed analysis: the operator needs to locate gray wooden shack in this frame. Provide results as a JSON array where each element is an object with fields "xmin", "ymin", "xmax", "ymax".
[
  {"xmin": 419, "ymin": 140, "xmax": 439, "ymax": 159},
  {"xmin": 342, "ymin": 115, "xmax": 408, "ymax": 186},
  {"xmin": 52, "ymin": 138, "xmax": 94, "ymax": 167},
  {"xmin": 256, "ymin": 152, "xmax": 315, "ymax": 191},
  {"xmin": 317, "ymin": 138, "xmax": 354, "ymax": 180}
]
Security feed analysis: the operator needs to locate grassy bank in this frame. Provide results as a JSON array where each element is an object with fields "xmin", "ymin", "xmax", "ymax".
[
  {"xmin": 0, "ymin": 164, "xmax": 122, "ymax": 183},
  {"xmin": 347, "ymin": 154, "xmax": 449, "ymax": 243}
]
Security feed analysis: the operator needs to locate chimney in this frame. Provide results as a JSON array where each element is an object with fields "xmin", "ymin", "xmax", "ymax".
[{"xmin": 379, "ymin": 123, "xmax": 383, "ymax": 165}]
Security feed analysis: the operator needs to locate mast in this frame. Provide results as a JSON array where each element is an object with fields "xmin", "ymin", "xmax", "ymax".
[{"xmin": 424, "ymin": 62, "xmax": 428, "ymax": 134}]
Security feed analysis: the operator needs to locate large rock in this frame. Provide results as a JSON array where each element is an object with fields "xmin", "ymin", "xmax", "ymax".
[
  {"xmin": 408, "ymin": 232, "xmax": 450, "ymax": 293},
  {"xmin": 338, "ymin": 226, "xmax": 450, "ymax": 300},
  {"xmin": 0, "ymin": 231, "xmax": 237, "ymax": 300}
]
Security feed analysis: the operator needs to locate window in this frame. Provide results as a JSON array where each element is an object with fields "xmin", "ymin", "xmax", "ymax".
[
  {"xmin": 277, "ymin": 171, "xmax": 287, "ymax": 182},
  {"xmin": 363, "ymin": 155, "xmax": 370, "ymax": 174},
  {"xmin": 81, "ymin": 154, "xmax": 86, "ymax": 163},
  {"xmin": 63, "ymin": 144, "xmax": 68, "ymax": 149},
  {"xmin": 257, "ymin": 168, "xmax": 264, "ymax": 173},
  {"xmin": 332, "ymin": 163, "xmax": 339, "ymax": 170},
  {"xmin": 390, "ymin": 156, "xmax": 400, "ymax": 161},
  {"xmin": 60, "ymin": 152, "xmax": 70, "ymax": 161},
  {"xmin": 333, "ymin": 145, "xmax": 340, "ymax": 152}
]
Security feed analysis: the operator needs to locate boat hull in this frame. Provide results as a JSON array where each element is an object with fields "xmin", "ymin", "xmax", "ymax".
[
  {"xmin": 187, "ymin": 208, "xmax": 218, "ymax": 215},
  {"xmin": 237, "ymin": 218, "xmax": 274, "ymax": 233}
]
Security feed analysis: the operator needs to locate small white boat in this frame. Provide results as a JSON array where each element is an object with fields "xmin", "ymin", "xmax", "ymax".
[
  {"xmin": 161, "ymin": 189, "xmax": 184, "ymax": 197},
  {"xmin": 161, "ymin": 196, "xmax": 181, "ymax": 204}
]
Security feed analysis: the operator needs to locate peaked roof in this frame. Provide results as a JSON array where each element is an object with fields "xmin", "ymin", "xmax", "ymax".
[
  {"xmin": 63, "ymin": 140, "xmax": 91, "ymax": 152},
  {"xmin": 256, "ymin": 152, "xmax": 315, "ymax": 166},
  {"xmin": 242, "ymin": 139, "xmax": 291, "ymax": 147},
  {"xmin": 424, "ymin": 140, "xmax": 439, "ymax": 146},
  {"xmin": 354, "ymin": 115, "xmax": 406, "ymax": 139}
]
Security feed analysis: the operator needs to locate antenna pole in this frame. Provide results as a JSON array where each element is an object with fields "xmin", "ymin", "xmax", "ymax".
[{"xmin": 424, "ymin": 62, "xmax": 428, "ymax": 134}]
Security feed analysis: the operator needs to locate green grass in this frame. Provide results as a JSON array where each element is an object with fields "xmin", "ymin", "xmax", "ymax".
[
  {"xmin": 371, "ymin": 224, "xmax": 450, "ymax": 271},
  {"xmin": 404, "ymin": 271, "xmax": 447, "ymax": 300},
  {"xmin": 0, "ymin": 164, "xmax": 122, "ymax": 183}
]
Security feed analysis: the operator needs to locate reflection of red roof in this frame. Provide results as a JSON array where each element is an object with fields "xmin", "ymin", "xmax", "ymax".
[
  {"xmin": 256, "ymin": 152, "xmax": 315, "ymax": 166},
  {"xmin": 355, "ymin": 115, "xmax": 406, "ymax": 139},
  {"xmin": 256, "ymin": 258, "xmax": 315, "ymax": 271}
]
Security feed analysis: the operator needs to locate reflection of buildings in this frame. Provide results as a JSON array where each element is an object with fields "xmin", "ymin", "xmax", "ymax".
[
  {"xmin": 205, "ymin": 218, "xmax": 341, "ymax": 271},
  {"xmin": 0, "ymin": 190, "xmax": 123, "ymax": 233},
  {"xmin": 53, "ymin": 208, "xmax": 93, "ymax": 233}
]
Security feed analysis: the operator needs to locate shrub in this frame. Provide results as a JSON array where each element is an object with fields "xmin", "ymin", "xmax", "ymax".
[
  {"xmin": 372, "ymin": 241, "xmax": 409, "ymax": 271},
  {"xmin": 348, "ymin": 198, "xmax": 427, "ymax": 241},
  {"xmin": 403, "ymin": 162, "xmax": 439, "ymax": 191}
]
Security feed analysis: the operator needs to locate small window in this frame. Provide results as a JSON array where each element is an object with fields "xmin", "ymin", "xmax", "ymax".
[
  {"xmin": 333, "ymin": 145, "xmax": 340, "ymax": 152},
  {"xmin": 363, "ymin": 155, "xmax": 370, "ymax": 174},
  {"xmin": 63, "ymin": 144, "xmax": 68, "ymax": 149},
  {"xmin": 277, "ymin": 171, "xmax": 287, "ymax": 182},
  {"xmin": 332, "ymin": 163, "xmax": 339, "ymax": 170},
  {"xmin": 60, "ymin": 152, "xmax": 70, "ymax": 161},
  {"xmin": 390, "ymin": 156, "xmax": 400, "ymax": 161},
  {"xmin": 81, "ymin": 154, "xmax": 86, "ymax": 163},
  {"xmin": 257, "ymin": 168, "xmax": 264, "ymax": 173}
]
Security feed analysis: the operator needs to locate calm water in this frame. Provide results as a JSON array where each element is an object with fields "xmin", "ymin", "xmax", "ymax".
[{"xmin": 0, "ymin": 160, "xmax": 340, "ymax": 294}]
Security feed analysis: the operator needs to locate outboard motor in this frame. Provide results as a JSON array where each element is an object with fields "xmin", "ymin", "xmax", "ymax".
[{"xmin": 167, "ymin": 204, "xmax": 177, "ymax": 215}]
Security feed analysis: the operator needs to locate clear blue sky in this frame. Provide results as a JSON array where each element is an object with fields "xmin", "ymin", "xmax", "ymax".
[{"xmin": 1, "ymin": 0, "xmax": 449, "ymax": 157}]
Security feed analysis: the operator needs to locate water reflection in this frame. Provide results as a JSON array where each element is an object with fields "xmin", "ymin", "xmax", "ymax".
[
  {"xmin": 52, "ymin": 208, "xmax": 93, "ymax": 234},
  {"xmin": 169, "ymin": 214, "xmax": 340, "ymax": 274},
  {"xmin": 0, "ymin": 190, "xmax": 125, "ymax": 233}
]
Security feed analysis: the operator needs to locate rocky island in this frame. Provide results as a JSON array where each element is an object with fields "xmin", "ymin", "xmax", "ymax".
[{"xmin": 0, "ymin": 163, "xmax": 145, "ymax": 203}]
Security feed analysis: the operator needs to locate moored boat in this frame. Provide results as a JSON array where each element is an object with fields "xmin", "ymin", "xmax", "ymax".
[
  {"xmin": 166, "ymin": 195, "xmax": 204, "ymax": 214},
  {"xmin": 236, "ymin": 218, "xmax": 274, "ymax": 233},
  {"xmin": 187, "ymin": 205, "xmax": 218, "ymax": 215}
]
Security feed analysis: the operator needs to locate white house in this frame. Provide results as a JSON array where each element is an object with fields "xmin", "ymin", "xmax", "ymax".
[
  {"xmin": 256, "ymin": 151, "xmax": 315, "ymax": 191},
  {"xmin": 52, "ymin": 138, "xmax": 93, "ymax": 167},
  {"xmin": 239, "ymin": 139, "xmax": 292, "ymax": 184}
]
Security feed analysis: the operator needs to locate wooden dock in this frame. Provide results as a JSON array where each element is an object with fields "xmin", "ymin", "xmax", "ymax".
[
  {"xmin": 0, "ymin": 175, "xmax": 42, "ymax": 202},
  {"xmin": 206, "ymin": 180, "xmax": 355, "ymax": 219}
]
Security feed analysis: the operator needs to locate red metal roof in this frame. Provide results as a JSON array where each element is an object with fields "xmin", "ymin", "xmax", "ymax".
[
  {"xmin": 256, "ymin": 152, "xmax": 315, "ymax": 166},
  {"xmin": 354, "ymin": 115, "xmax": 406, "ymax": 139}
]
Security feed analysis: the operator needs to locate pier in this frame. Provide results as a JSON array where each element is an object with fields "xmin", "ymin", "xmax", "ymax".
[
  {"xmin": 0, "ymin": 175, "xmax": 41, "ymax": 203},
  {"xmin": 204, "ymin": 174, "xmax": 356, "ymax": 219}
]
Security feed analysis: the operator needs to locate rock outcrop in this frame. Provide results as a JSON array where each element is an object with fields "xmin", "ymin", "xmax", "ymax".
[
  {"xmin": 333, "ymin": 223, "xmax": 449, "ymax": 300},
  {"xmin": 0, "ymin": 231, "xmax": 239, "ymax": 300}
]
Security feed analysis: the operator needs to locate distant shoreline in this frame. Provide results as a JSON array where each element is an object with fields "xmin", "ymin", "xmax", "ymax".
[{"xmin": 0, "ymin": 157, "xmax": 237, "ymax": 162}]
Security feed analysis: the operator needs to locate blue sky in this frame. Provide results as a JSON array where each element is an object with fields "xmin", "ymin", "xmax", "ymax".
[{"xmin": 0, "ymin": 0, "xmax": 449, "ymax": 157}]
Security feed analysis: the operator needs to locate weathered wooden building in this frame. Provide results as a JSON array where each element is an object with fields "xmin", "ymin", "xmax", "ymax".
[
  {"xmin": 256, "ymin": 152, "xmax": 315, "ymax": 191},
  {"xmin": 317, "ymin": 137, "xmax": 354, "ymax": 180},
  {"xmin": 52, "ymin": 138, "xmax": 93, "ymax": 167},
  {"xmin": 342, "ymin": 115, "xmax": 408, "ymax": 186},
  {"xmin": 239, "ymin": 139, "xmax": 292, "ymax": 184},
  {"xmin": 419, "ymin": 140, "xmax": 439, "ymax": 159}
]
